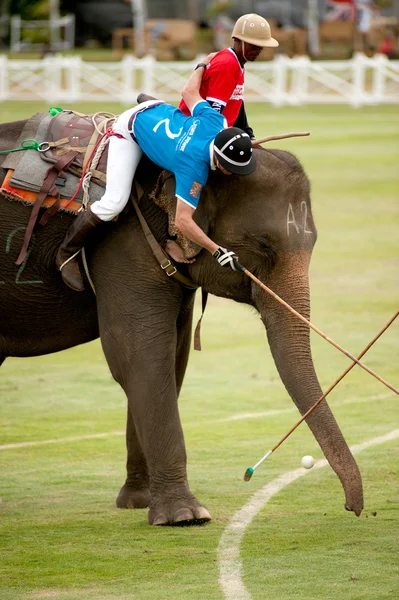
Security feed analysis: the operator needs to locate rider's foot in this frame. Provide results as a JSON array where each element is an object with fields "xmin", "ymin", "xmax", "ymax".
[{"xmin": 165, "ymin": 240, "xmax": 196, "ymax": 264}]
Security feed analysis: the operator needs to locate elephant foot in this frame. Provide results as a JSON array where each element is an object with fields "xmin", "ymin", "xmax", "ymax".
[
  {"xmin": 148, "ymin": 493, "xmax": 212, "ymax": 526},
  {"xmin": 116, "ymin": 483, "xmax": 151, "ymax": 509}
]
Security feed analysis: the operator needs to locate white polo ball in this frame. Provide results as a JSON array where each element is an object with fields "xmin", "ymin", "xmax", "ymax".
[{"xmin": 301, "ymin": 455, "xmax": 315, "ymax": 469}]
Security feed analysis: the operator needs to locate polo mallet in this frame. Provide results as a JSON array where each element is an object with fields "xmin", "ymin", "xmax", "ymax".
[
  {"xmin": 252, "ymin": 132, "xmax": 310, "ymax": 146},
  {"xmin": 244, "ymin": 309, "xmax": 399, "ymax": 481},
  {"xmin": 235, "ymin": 264, "xmax": 398, "ymax": 395}
]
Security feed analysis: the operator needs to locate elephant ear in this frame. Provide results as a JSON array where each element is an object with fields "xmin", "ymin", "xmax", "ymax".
[{"xmin": 150, "ymin": 170, "xmax": 211, "ymax": 259}]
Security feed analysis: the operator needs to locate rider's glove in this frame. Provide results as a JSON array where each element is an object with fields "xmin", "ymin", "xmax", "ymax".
[{"xmin": 212, "ymin": 247, "xmax": 239, "ymax": 271}]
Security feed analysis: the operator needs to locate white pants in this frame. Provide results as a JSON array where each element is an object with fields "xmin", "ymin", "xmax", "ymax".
[
  {"xmin": 356, "ymin": 4, "xmax": 372, "ymax": 33},
  {"xmin": 91, "ymin": 100, "xmax": 158, "ymax": 221}
]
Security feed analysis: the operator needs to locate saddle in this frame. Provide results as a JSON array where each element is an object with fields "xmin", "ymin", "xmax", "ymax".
[
  {"xmin": 40, "ymin": 110, "xmax": 115, "ymax": 186},
  {"xmin": 12, "ymin": 110, "xmax": 116, "ymax": 265}
]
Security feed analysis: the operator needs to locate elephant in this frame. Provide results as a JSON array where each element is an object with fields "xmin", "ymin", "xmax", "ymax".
[{"xmin": 0, "ymin": 116, "xmax": 364, "ymax": 525}]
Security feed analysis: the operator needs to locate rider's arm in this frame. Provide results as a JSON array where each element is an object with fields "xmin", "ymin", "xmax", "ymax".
[
  {"xmin": 175, "ymin": 199, "xmax": 239, "ymax": 270},
  {"xmin": 181, "ymin": 53, "xmax": 216, "ymax": 114},
  {"xmin": 175, "ymin": 199, "xmax": 218, "ymax": 255},
  {"xmin": 181, "ymin": 67, "xmax": 208, "ymax": 114},
  {"xmin": 233, "ymin": 101, "xmax": 255, "ymax": 139}
]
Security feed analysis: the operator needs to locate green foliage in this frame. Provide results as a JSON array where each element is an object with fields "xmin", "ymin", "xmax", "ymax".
[
  {"xmin": 11, "ymin": 0, "xmax": 49, "ymax": 19},
  {"xmin": 0, "ymin": 104, "xmax": 398, "ymax": 600}
]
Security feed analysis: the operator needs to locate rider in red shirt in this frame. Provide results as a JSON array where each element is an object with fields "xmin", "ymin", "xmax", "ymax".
[{"xmin": 179, "ymin": 14, "xmax": 278, "ymax": 138}]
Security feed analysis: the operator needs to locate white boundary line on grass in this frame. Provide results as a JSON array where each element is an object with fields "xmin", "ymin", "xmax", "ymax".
[
  {"xmin": 217, "ymin": 429, "xmax": 399, "ymax": 600},
  {"xmin": 205, "ymin": 391, "xmax": 394, "ymax": 424},
  {"xmin": 0, "ymin": 431, "xmax": 125, "ymax": 450},
  {"xmin": 0, "ymin": 392, "xmax": 394, "ymax": 450}
]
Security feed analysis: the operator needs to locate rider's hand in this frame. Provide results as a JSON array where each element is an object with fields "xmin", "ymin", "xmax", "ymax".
[{"xmin": 212, "ymin": 247, "xmax": 239, "ymax": 271}]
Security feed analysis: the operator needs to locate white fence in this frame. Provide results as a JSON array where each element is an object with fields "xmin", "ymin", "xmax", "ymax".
[
  {"xmin": 0, "ymin": 53, "xmax": 398, "ymax": 107},
  {"xmin": 10, "ymin": 14, "xmax": 75, "ymax": 52}
]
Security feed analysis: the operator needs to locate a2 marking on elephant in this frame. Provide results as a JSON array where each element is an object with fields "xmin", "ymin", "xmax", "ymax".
[{"xmin": 0, "ymin": 117, "xmax": 364, "ymax": 525}]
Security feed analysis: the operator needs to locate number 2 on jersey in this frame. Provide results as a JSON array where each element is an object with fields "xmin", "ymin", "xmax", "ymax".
[{"xmin": 153, "ymin": 118, "xmax": 183, "ymax": 139}]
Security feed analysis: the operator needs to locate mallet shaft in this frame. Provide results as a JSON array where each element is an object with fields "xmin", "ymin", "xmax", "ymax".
[
  {"xmin": 241, "ymin": 267, "xmax": 398, "ymax": 396},
  {"xmin": 271, "ymin": 309, "xmax": 399, "ymax": 453},
  {"xmin": 253, "ymin": 450, "xmax": 273, "ymax": 471},
  {"xmin": 252, "ymin": 132, "xmax": 310, "ymax": 146},
  {"xmin": 244, "ymin": 310, "xmax": 399, "ymax": 480}
]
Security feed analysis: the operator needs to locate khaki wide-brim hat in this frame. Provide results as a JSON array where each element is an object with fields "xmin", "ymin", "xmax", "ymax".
[{"xmin": 232, "ymin": 13, "xmax": 279, "ymax": 48}]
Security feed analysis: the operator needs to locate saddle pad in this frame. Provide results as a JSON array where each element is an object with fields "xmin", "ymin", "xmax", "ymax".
[
  {"xmin": 9, "ymin": 115, "xmax": 66, "ymax": 192},
  {"xmin": 5, "ymin": 114, "xmax": 104, "ymax": 207},
  {"xmin": 2, "ymin": 112, "xmax": 47, "ymax": 172},
  {"xmin": 1, "ymin": 169, "xmax": 82, "ymax": 214}
]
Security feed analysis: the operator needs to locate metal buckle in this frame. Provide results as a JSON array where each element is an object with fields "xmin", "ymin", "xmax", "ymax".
[
  {"xmin": 161, "ymin": 260, "xmax": 177, "ymax": 277},
  {"xmin": 38, "ymin": 141, "xmax": 51, "ymax": 152}
]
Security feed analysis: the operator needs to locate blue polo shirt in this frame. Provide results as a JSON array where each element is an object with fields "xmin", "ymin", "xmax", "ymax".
[{"xmin": 133, "ymin": 101, "xmax": 227, "ymax": 208}]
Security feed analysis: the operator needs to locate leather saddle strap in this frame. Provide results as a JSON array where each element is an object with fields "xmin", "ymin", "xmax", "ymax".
[
  {"xmin": 132, "ymin": 182, "xmax": 198, "ymax": 291},
  {"xmin": 15, "ymin": 150, "xmax": 80, "ymax": 266},
  {"xmin": 193, "ymin": 289, "xmax": 208, "ymax": 351},
  {"xmin": 39, "ymin": 151, "xmax": 81, "ymax": 225},
  {"xmin": 132, "ymin": 181, "xmax": 208, "ymax": 350}
]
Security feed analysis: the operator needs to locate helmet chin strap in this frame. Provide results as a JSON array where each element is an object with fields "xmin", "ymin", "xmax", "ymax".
[{"xmin": 241, "ymin": 40, "xmax": 249, "ymax": 62}]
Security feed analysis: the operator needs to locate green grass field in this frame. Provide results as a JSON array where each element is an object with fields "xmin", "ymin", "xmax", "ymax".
[{"xmin": 0, "ymin": 102, "xmax": 398, "ymax": 600}]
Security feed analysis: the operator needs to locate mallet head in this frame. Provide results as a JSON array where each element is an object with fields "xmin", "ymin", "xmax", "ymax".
[{"xmin": 244, "ymin": 467, "xmax": 254, "ymax": 481}]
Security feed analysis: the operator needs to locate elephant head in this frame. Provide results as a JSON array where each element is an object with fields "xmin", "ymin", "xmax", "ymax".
[{"xmin": 158, "ymin": 147, "xmax": 364, "ymax": 516}]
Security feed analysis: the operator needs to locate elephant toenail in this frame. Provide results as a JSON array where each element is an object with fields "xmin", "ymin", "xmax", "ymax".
[
  {"xmin": 194, "ymin": 507, "xmax": 212, "ymax": 521},
  {"xmin": 152, "ymin": 513, "xmax": 168, "ymax": 526},
  {"xmin": 174, "ymin": 508, "xmax": 194, "ymax": 522}
]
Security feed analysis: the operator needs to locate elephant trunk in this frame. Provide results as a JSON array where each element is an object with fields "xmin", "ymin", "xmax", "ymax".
[{"xmin": 255, "ymin": 252, "xmax": 363, "ymax": 515}]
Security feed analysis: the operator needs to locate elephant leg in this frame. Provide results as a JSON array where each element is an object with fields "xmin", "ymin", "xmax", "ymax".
[
  {"xmin": 116, "ymin": 408, "xmax": 151, "ymax": 509},
  {"xmin": 128, "ymin": 375, "xmax": 210, "ymax": 526},
  {"xmin": 0, "ymin": 356, "xmax": 5, "ymax": 366},
  {"xmin": 100, "ymin": 294, "xmax": 209, "ymax": 525},
  {"xmin": 139, "ymin": 297, "xmax": 210, "ymax": 525},
  {"xmin": 175, "ymin": 292, "xmax": 195, "ymax": 396},
  {"xmin": 115, "ymin": 293, "xmax": 195, "ymax": 511}
]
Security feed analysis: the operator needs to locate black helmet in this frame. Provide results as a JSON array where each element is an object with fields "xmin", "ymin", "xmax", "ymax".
[{"xmin": 213, "ymin": 127, "xmax": 256, "ymax": 176}]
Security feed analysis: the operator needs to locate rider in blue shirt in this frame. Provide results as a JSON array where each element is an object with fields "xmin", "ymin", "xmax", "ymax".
[
  {"xmin": 133, "ymin": 100, "xmax": 226, "ymax": 210},
  {"xmin": 56, "ymin": 54, "xmax": 257, "ymax": 292}
]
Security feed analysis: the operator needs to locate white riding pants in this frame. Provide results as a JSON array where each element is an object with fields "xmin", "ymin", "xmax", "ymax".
[{"xmin": 91, "ymin": 100, "xmax": 158, "ymax": 221}]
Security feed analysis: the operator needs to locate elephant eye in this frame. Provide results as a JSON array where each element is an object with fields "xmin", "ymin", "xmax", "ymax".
[
  {"xmin": 255, "ymin": 234, "xmax": 276, "ymax": 253},
  {"xmin": 240, "ymin": 233, "xmax": 277, "ymax": 272},
  {"xmin": 255, "ymin": 236, "xmax": 277, "ymax": 268},
  {"xmin": 258, "ymin": 238, "xmax": 272, "ymax": 251}
]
